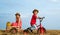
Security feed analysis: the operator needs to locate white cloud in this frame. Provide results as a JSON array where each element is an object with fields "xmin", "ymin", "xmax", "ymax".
[
  {"xmin": 48, "ymin": 0, "xmax": 60, "ymax": 2},
  {"xmin": 52, "ymin": 0, "xmax": 57, "ymax": 2},
  {"xmin": 24, "ymin": 0, "xmax": 41, "ymax": 5},
  {"xmin": 21, "ymin": 13, "xmax": 32, "ymax": 19},
  {"xmin": 21, "ymin": 14, "xmax": 30, "ymax": 18}
]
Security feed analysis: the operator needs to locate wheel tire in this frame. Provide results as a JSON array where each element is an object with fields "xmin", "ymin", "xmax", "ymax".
[
  {"xmin": 37, "ymin": 27, "xmax": 46, "ymax": 34},
  {"xmin": 27, "ymin": 28, "xmax": 33, "ymax": 33}
]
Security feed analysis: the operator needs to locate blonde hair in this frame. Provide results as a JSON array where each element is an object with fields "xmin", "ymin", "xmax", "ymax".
[
  {"xmin": 6, "ymin": 22, "xmax": 11, "ymax": 27},
  {"xmin": 6, "ymin": 22, "xmax": 11, "ymax": 31}
]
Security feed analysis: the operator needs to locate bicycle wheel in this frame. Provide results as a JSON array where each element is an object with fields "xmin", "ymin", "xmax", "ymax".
[{"xmin": 37, "ymin": 27, "xmax": 46, "ymax": 34}]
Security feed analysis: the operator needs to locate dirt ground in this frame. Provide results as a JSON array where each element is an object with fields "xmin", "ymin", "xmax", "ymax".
[{"xmin": 0, "ymin": 30, "xmax": 60, "ymax": 35}]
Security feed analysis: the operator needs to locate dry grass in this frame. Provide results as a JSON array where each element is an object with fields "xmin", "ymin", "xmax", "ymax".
[{"xmin": 0, "ymin": 30, "xmax": 60, "ymax": 35}]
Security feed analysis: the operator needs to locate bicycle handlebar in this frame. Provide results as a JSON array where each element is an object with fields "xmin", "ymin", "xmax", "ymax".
[
  {"xmin": 38, "ymin": 17, "xmax": 45, "ymax": 22},
  {"xmin": 38, "ymin": 17, "xmax": 45, "ymax": 19}
]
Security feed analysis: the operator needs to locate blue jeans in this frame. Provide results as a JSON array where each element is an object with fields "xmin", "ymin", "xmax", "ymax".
[{"xmin": 30, "ymin": 24, "xmax": 37, "ymax": 30}]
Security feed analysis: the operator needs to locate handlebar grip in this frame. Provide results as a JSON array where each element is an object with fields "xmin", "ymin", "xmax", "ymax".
[
  {"xmin": 38, "ymin": 17, "xmax": 45, "ymax": 19},
  {"xmin": 43, "ymin": 17, "xmax": 45, "ymax": 19}
]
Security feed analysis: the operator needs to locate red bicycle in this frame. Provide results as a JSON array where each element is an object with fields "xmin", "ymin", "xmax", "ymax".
[{"xmin": 24, "ymin": 17, "xmax": 46, "ymax": 34}]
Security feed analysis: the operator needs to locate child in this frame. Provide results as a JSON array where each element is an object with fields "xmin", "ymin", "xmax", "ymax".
[
  {"xmin": 6, "ymin": 22, "xmax": 11, "ymax": 32},
  {"xmin": 30, "ymin": 9, "xmax": 40, "ymax": 31},
  {"xmin": 24, "ymin": 9, "xmax": 44, "ymax": 33},
  {"xmin": 11, "ymin": 13, "xmax": 22, "ymax": 32}
]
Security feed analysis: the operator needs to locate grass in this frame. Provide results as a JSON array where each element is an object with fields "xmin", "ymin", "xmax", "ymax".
[{"xmin": 0, "ymin": 30, "xmax": 60, "ymax": 35}]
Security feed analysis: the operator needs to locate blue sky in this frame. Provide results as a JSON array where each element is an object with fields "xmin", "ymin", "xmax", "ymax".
[{"xmin": 0, "ymin": 0, "xmax": 60, "ymax": 30}]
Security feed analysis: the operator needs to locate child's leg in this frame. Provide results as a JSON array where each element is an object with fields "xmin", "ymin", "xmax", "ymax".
[
  {"xmin": 27, "ymin": 25, "xmax": 36, "ymax": 33},
  {"xmin": 30, "ymin": 24, "xmax": 37, "ymax": 30},
  {"xmin": 27, "ymin": 27, "xmax": 33, "ymax": 32},
  {"xmin": 27, "ymin": 24, "xmax": 37, "ymax": 32}
]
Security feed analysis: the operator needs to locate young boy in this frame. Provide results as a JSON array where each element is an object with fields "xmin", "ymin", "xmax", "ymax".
[
  {"xmin": 30, "ymin": 9, "xmax": 39, "ymax": 31},
  {"xmin": 11, "ymin": 13, "xmax": 22, "ymax": 32},
  {"xmin": 6, "ymin": 22, "xmax": 11, "ymax": 32}
]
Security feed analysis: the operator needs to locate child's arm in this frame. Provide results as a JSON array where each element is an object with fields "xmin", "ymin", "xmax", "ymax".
[
  {"xmin": 11, "ymin": 23, "xmax": 17, "ymax": 28},
  {"xmin": 18, "ymin": 18, "xmax": 22, "ymax": 29}
]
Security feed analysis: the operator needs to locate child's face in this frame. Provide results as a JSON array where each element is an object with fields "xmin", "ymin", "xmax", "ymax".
[
  {"xmin": 16, "ymin": 15, "xmax": 20, "ymax": 21},
  {"xmin": 34, "ymin": 11, "xmax": 38, "ymax": 15}
]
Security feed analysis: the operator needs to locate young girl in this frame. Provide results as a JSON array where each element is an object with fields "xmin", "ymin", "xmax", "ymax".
[{"xmin": 11, "ymin": 13, "xmax": 22, "ymax": 32}]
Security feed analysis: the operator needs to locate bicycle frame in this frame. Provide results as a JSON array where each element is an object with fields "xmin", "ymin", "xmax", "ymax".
[
  {"xmin": 37, "ymin": 17, "xmax": 46, "ymax": 34},
  {"xmin": 37, "ymin": 17, "xmax": 44, "ymax": 29}
]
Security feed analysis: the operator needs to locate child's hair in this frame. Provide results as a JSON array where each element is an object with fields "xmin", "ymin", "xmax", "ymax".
[
  {"xmin": 6, "ymin": 22, "xmax": 11, "ymax": 31},
  {"xmin": 6, "ymin": 22, "xmax": 11, "ymax": 27},
  {"xmin": 15, "ymin": 13, "xmax": 20, "ymax": 16},
  {"xmin": 32, "ymin": 9, "xmax": 39, "ymax": 13}
]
